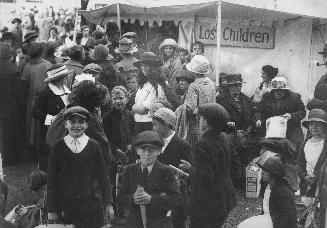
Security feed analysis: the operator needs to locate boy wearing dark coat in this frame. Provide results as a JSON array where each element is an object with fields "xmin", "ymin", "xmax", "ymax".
[{"xmin": 119, "ymin": 131, "xmax": 182, "ymax": 228}]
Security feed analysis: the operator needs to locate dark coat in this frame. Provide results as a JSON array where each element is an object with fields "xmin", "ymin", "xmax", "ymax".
[
  {"xmin": 269, "ymin": 180, "xmax": 297, "ymax": 228},
  {"xmin": 307, "ymin": 73, "xmax": 327, "ymax": 112},
  {"xmin": 119, "ymin": 161, "xmax": 182, "ymax": 228},
  {"xmin": 31, "ymin": 87, "xmax": 66, "ymax": 123},
  {"xmin": 188, "ymin": 130, "xmax": 236, "ymax": 222},
  {"xmin": 256, "ymin": 90, "xmax": 306, "ymax": 149},
  {"xmin": 158, "ymin": 134, "xmax": 191, "ymax": 168},
  {"xmin": 298, "ymin": 136, "xmax": 327, "ymax": 195},
  {"xmin": 92, "ymin": 59, "xmax": 120, "ymax": 92},
  {"xmin": 217, "ymin": 92, "xmax": 255, "ymax": 132},
  {"xmin": 317, "ymin": 159, "xmax": 327, "ymax": 228}
]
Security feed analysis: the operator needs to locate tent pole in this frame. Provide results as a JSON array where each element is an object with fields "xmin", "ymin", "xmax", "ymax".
[
  {"xmin": 216, "ymin": 0, "xmax": 222, "ymax": 88},
  {"xmin": 117, "ymin": 3, "xmax": 121, "ymax": 37},
  {"xmin": 73, "ymin": 9, "xmax": 79, "ymax": 43}
]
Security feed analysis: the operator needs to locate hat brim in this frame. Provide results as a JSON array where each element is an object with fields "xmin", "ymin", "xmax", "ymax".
[
  {"xmin": 133, "ymin": 60, "xmax": 162, "ymax": 68},
  {"xmin": 186, "ymin": 63, "xmax": 210, "ymax": 75},
  {"xmin": 134, "ymin": 143, "xmax": 162, "ymax": 149},
  {"xmin": 271, "ymin": 87, "xmax": 291, "ymax": 90},
  {"xmin": 65, "ymin": 113, "xmax": 90, "ymax": 121},
  {"xmin": 44, "ymin": 70, "xmax": 72, "ymax": 83},
  {"xmin": 224, "ymin": 81, "xmax": 246, "ymax": 85},
  {"xmin": 23, "ymin": 34, "xmax": 38, "ymax": 44},
  {"xmin": 302, "ymin": 118, "xmax": 327, "ymax": 128}
]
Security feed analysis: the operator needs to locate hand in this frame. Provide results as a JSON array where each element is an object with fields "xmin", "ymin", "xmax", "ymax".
[
  {"xmin": 227, "ymin": 122, "xmax": 236, "ymax": 128},
  {"xmin": 133, "ymin": 190, "xmax": 151, "ymax": 205},
  {"xmin": 304, "ymin": 175, "xmax": 315, "ymax": 186},
  {"xmin": 283, "ymin": 113, "xmax": 291, "ymax": 120},
  {"xmin": 256, "ymin": 120, "xmax": 262, "ymax": 127},
  {"xmin": 179, "ymin": 159, "xmax": 191, "ymax": 172},
  {"xmin": 48, "ymin": 212, "xmax": 59, "ymax": 223},
  {"xmin": 105, "ymin": 205, "xmax": 114, "ymax": 221}
]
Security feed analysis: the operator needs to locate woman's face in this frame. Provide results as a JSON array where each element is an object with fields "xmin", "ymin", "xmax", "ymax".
[
  {"xmin": 50, "ymin": 29, "xmax": 58, "ymax": 38},
  {"xmin": 228, "ymin": 84, "xmax": 242, "ymax": 97},
  {"xmin": 127, "ymin": 77, "xmax": 138, "ymax": 91},
  {"xmin": 273, "ymin": 90, "xmax": 286, "ymax": 99},
  {"xmin": 192, "ymin": 44, "xmax": 203, "ymax": 55},
  {"xmin": 261, "ymin": 70, "xmax": 269, "ymax": 82},
  {"xmin": 309, "ymin": 121, "xmax": 326, "ymax": 137},
  {"xmin": 164, "ymin": 46, "xmax": 174, "ymax": 58},
  {"xmin": 141, "ymin": 63, "xmax": 151, "ymax": 76},
  {"xmin": 178, "ymin": 78, "xmax": 190, "ymax": 92},
  {"xmin": 82, "ymin": 28, "xmax": 90, "ymax": 37},
  {"xmin": 199, "ymin": 115, "xmax": 209, "ymax": 133},
  {"xmin": 22, "ymin": 15, "xmax": 33, "ymax": 30},
  {"xmin": 178, "ymin": 51, "xmax": 187, "ymax": 63}
]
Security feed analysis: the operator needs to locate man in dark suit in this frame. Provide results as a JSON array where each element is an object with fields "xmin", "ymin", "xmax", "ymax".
[
  {"xmin": 152, "ymin": 107, "xmax": 191, "ymax": 228},
  {"xmin": 118, "ymin": 131, "xmax": 182, "ymax": 228}
]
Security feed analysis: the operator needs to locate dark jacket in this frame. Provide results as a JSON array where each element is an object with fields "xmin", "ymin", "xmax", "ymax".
[
  {"xmin": 318, "ymin": 159, "xmax": 327, "ymax": 228},
  {"xmin": 158, "ymin": 134, "xmax": 191, "ymax": 168},
  {"xmin": 298, "ymin": 136, "xmax": 327, "ymax": 195},
  {"xmin": 188, "ymin": 130, "xmax": 236, "ymax": 222},
  {"xmin": 92, "ymin": 59, "xmax": 120, "ymax": 92},
  {"xmin": 307, "ymin": 73, "xmax": 327, "ymax": 112},
  {"xmin": 217, "ymin": 92, "xmax": 255, "ymax": 132},
  {"xmin": 269, "ymin": 180, "xmax": 297, "ymax": 228},
  {"xmin": 31, "ymin": 87, "xmax": 66, "ymax": 123},
  {"xmin": 119, "ymin": 161, "xmax": 182, "ymax": 228},
  {"xmin": 256, "ymin": 90, "xmax": 306, "ymax": 149}
]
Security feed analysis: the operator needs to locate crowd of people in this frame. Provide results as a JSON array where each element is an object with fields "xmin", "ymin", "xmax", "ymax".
[{"xmin": 0, "ymin": 10, "xmax": 327, "ymax": 228}]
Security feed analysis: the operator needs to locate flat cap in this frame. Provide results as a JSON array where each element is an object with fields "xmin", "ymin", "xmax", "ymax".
[
  {"xmin": 132, "ymin": 131, "xmax": 164, "ymax": 148},
  {"xmin": 153, "ymin": 108, "xmax": 176, "ymax": 128},
  {"xmin": 63, "ymin": 106, "xmax": 91, "ymax": 121}
]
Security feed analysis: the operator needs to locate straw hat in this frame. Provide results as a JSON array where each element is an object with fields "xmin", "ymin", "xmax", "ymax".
[
  {"xmin": 186, "ymin": 55, "xmax": 210, "ymax": 74},
  {"xmin": 302, "ymin": 108, "xmax": 327, "ymax": 128},
  {"xmin": 159, "ymin": 38, "xmax": 178, "ymax": 53},
  {"xmin": 271, "ymin": 77, "xmax": 291, "ymax": 90},
  {"xmin": 44, "ymin": 64, "xmax": 71, "ymax": 82}
]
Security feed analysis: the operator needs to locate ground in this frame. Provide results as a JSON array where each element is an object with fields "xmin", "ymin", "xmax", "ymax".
[{"xmin": 3, "ymin": 163, "xmax": 304, "ymax": 228}]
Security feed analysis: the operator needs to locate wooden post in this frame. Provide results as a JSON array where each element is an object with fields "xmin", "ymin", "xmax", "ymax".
[
  {"xmin": 73, "ymin": 9, "xmax": 79, "ymax": 43},
  {"xmin": 216, "ymin": 0, "xmax": 222, "ymax": 87},
  {"xmin": 117, "ymin": 3, "xmax": 121, "ymax": 37}
]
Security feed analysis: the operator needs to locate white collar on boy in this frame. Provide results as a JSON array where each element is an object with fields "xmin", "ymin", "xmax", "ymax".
[{"xmin": 64, "ymin": 134, "xmax": 89, "ymax": 153}]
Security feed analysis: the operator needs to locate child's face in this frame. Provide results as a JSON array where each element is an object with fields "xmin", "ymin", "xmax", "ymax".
[
  {"xmin": 111, "ymin": 90, "xmax": 128, "ymax": 111},
  {"xmin": 261, "ymin": 169, "xmax": 271, "ymax": 182},
  {"xmin": 65, "ymin": 116, "xmax": 88, "ymax": 138},
  {"xmin": 136, "ymin": 145, "xmax": 160, "ymax": 167},
  {"xmin": 127, "ymin": 77, "xmax": 138, "ymax": 91},
  {"xmin": 178, "ymin": 78, "xmax": 190, "ymax": 92},
  {"xmin": 309, "ymin": 121, "xmax": 326, "ymax": 137}
]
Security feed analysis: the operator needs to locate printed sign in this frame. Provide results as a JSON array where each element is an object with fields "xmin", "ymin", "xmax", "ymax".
[{"xmin": 195, "ymin": 22, "xmax": 275, "ymax": 49}]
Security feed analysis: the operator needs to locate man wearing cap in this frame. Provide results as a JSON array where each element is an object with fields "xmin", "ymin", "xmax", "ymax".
[
  {"xmin": 152, "ymin": 108, "xmax": 191, "ymax": 228},
  {"xmin": 119, "ymin": 131, "xmax": 182, "ymax": 228},
  {"xmin": 307, "ymin": 43, "xmax": 327, "ymax": 113}
]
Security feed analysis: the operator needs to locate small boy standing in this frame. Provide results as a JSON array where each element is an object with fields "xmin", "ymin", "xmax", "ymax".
[
  {"xmin": 125, "ymin": 73, "xmax": 139, "ymax": 111},
  {"xmin": 119, "ymin": 131, "xmax": 182, "ymax": 228},
  {"xmin": 47, "ymin": 106, "xmax": 114, "ymax": 228}
]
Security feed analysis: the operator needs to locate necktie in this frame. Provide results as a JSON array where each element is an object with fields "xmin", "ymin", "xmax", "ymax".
[
  {"xmin": 71, "ymin": 138, "xmax": 80, "ymax": 153},
  {"xmin": 142, "ymin": 167, "xmax": 149, "ymax": 190}
]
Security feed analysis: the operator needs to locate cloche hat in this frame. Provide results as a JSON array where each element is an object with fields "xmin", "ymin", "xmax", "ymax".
[
  {"xmin": 271, "ymin": 77, "xmax": 291, "ymax": 90},
  {"xmin": 186, "ymin": 55, "xmax": 210, "ymax": 74},
  {"xmin": 153, "ymin": 108, "xmax": 176, "ymax": 129},
  {"xmin": 302, "ymin": 108, "xmax": 327, "ymax": 128}
]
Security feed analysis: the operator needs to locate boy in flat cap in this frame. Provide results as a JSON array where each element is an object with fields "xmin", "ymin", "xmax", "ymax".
[
  {"xmin": 47, "ymin": 106, "xmax": 114, "ymax": 228},
  {"xmin": 119, "ymin": 130, "xmax": 182, "ymax": 228}
]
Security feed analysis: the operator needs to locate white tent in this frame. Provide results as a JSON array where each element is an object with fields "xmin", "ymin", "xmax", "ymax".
[{"xmin": 80, "ymin": 0, "xmax": 327, "ymax": 103}]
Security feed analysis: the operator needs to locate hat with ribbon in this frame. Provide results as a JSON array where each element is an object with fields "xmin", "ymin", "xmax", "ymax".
[
  {"xmin": 122, "ymin": 32, "xmax": 137, "ymax": 39},
  {"xmin": 302, "ymin": 108, "xmax": 327, "ymax": 128},
  {"xmin": 44, "ymin": 64, "xmax": 71, "ymax": 82},
  {"xmin": 133, "ymin": 52, "xmax": 161, "ymax": 68},
  {"xmin": 23, "ymin": 31, "xmax": 38, "ymax": 44},
  {"xmin": 115, "ymin": 38, "xmax": 138, "ymax": 54},
  {"xmin": 186, "ymin": 55, "xmax": 210, "ymax": 74},
  {"xmin": 271, "ymin": 77, "xmax": 291, "ymax": 90},
  {"xmin": 318, "ymin": 43, "xmax": 327, "ymax": 55}
]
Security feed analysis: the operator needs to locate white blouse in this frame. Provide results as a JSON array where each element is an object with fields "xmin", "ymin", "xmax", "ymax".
[
  {"xmin": 304, "ymin": 138, "xmax": 324, "ymax": 176},
  {"xmin": 64, "ymin": 134, "xmax": 89, "ymax": 153},
  {"xmin": 134, "ymin": 82, "xmax": 165, "ymax": 123}
]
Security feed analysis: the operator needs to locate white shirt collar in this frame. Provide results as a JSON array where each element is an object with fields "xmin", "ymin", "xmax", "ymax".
[
  {"xmin": 48, "ymin": 83, "xmax": 70, "ymax": 96},
  {"xmin": 162, "ymin": 131, "xmax": 175, "ymax": 153},
  {"xmin": 64, "ymin": 133, "xmax": 89, "ymax": 153}
]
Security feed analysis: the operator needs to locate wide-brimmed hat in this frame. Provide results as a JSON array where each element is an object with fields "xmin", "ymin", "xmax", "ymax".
[
  {"xmin": 115, "ymin": 38, "xmax": 138, "ymax": 54},
  {"xmin": 83, "ymin": 63, "xmax": 102, "ymax": 74},
  {"xmin": 302, "ymin": 108, "xmax": 327, "ymax": 128},
  {"xmin": 159, "ymin": 38, "xmax": 178, "ymax": 53},
  {"xmin": 91, "ymin": 44, "xmax": 109, "ymax": 61},
  {"xmin": 133, "ymin": 52, "xmax": 161, "ymax": 68},
  {"xmin": 23, "ymin": 31, "xmax": 38, "ymax": 44},
  {"xmin": 0, "ymin": 45, "xmax": 13, "ymax": 59},
  {"xmin": 64, "ymin": 106, "xmax": 91, "ymax": 121},
  {"xmin": 221, "ymin": 74, "xmax": 246, "ymax": 85},
  {"xmin": 106, "ymin": 22, "xmax": 120, "ymax": 35},
  {"xmin": 122, "ymin": 32, "xmax": 137, "ymax": 39},
  {"xmin": 44, "ymin": 64, "xmax": 71, "ymax": 82},
  {"xmin": 318, "ymin": 43, "xmax": 327, "ymax": 55},
  {"xmin": 132, "ymin": 130, "xmax": 164, "ymax": 148},
  {"xmin": 153, "ymin": 108, "xmax": 176, "ymax": 128},
  {"xmin": 256, "ymin": 152, "xmax": 287, "ymax": 180},
  {"xmin": 271, "ymin": 77, "xmax": 291, "ymax": 90},
  {"xmin": 0, "ymin": 32, "xmax": 16, "ymax": 41},
  {"xmin": 186, "ymin": 55, "xmax": 210, "ymax": 74},
  {"xmin": 257, "ymin": 137, "xmax": 296, "ymax": 159}
]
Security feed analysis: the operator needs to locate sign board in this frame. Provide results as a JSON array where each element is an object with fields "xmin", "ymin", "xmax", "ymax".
[{"xmin": 195, "ymin": 22, "xmax": 275, "ymax": 49}]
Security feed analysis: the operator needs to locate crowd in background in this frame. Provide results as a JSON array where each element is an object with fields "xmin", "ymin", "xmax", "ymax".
[{"xmin": 0, "ymin": 7, "xmax": 327, "ymax": 228}]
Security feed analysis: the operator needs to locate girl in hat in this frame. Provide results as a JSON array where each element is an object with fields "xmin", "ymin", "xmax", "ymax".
[
  {"xmin": 255, "ymin": 77, "xmax": 306, "ymax": 150},
  {"xmin": 175, "ymin": 68, "xmax": 195, "ymax": 103},
  {"xmin": 298, "ymin": 108, "xmax": 327, "ymax": 197},
  {"xmin": 238, "ymin": 152, "xmax": 297, "ymax": 228},
  {"xmin": 47, "ymin": 106, "xmax": 114, "ymax": 228},
  {"xmin": 159, "ymin": 38, "xmax": 181, "ymax": 85},
  {"xmin": 132, "ymin": 52, "xmax": 166, "ymax": 133}
]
